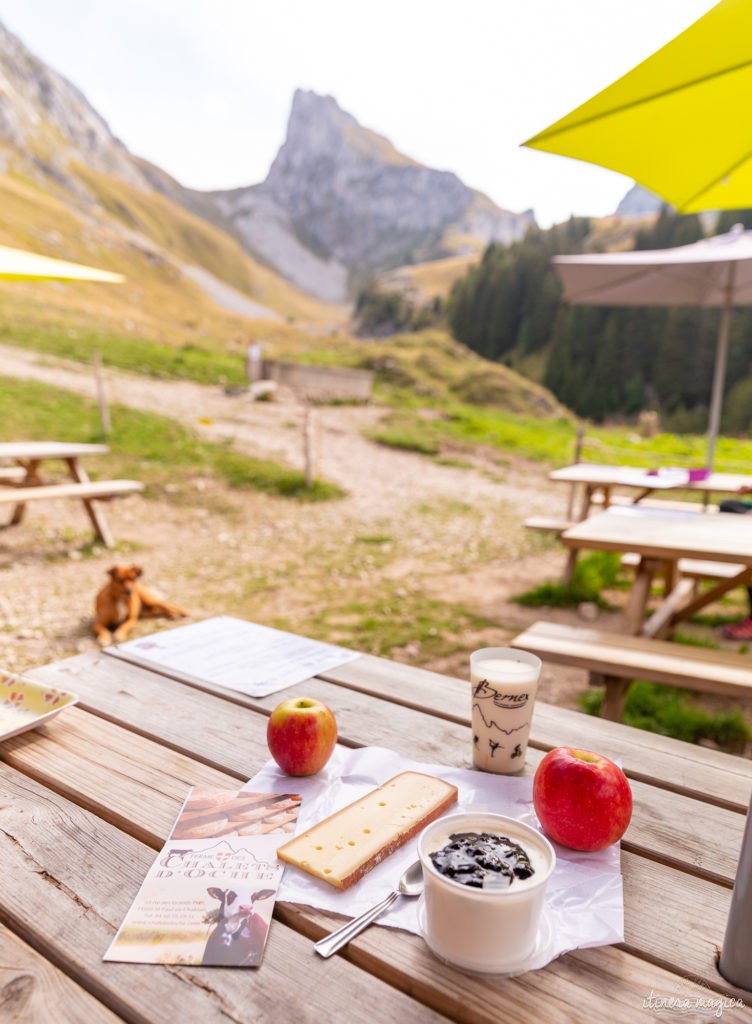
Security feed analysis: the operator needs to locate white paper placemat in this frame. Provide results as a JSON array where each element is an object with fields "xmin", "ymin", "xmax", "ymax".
[
  {"xmin": 246, "ymin": 746, "xmax": 624, "ymax": 972},
  {"xmin": 108, "ymin": 616, "xmax": 359, "ymax": 697}
]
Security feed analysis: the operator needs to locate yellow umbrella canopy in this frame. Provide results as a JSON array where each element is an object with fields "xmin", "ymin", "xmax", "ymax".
[
  {"xmin": 523, "ymin": 1, "xmax": 752, "ymax": 214},
  {"xmin": 0, "ymin": 244, "xmax": 124, "ymax": 283}
]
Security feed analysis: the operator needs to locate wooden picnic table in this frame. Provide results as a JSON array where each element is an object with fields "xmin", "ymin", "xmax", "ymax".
[
  {"xmin": 550, "ymin": 462, "xmax": 752, "ymax": 520},
  {"xmin": 562, "ymin": 506, "xmax": 752, "ymax": 636},
  {"xmin": 2, "ymin": 636, "xmax": 750, "ymax": 1021},
  {"xmin": 0, "ymin": 440, "xmax": 142, "ymax": 547}
]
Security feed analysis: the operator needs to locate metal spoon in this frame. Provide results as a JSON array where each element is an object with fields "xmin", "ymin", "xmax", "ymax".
[{"xmin": 314, "ymin": 859, "xmax": 424, "ymax": 958}]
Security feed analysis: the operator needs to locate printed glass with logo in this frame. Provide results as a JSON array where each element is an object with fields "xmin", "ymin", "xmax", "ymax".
[{"xmin": 470, "ymin": 648, "xmax": 542, "ymax": 774}]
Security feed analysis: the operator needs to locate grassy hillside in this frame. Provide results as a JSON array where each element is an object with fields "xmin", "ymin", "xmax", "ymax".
[
  {"xmin": 378, "ymin": 212, "xmax": 658, "ymax": 311},
  {"xmin": 0, "ymin": 161, "xmax": 570, "ymax": 421},
  {"xmin": 0, "ymin": 170, "xmax": 347, "ymax": 351},
  {"xmin": 378, "ymin": 253, "xmax": 480, "ymax": 303},
  {"xmin": 0, "ymin": 153, "xmax": 602, "ymax": 429}
]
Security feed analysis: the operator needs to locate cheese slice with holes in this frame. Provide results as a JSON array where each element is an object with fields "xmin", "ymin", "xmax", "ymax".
[{"xmin": 276, "ymin": 771, "xmax": 458, "ymax": 889}]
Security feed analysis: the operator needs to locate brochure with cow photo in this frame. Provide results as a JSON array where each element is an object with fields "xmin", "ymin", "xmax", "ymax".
[{"xmin": 104, "ymin": 786, "xmax": 301, "ymax": 967}]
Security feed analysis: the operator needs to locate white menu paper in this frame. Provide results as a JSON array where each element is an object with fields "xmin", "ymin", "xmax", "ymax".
[{"xmin": 106, "ymin": 616, "xmax": 359, "ymax": 698}]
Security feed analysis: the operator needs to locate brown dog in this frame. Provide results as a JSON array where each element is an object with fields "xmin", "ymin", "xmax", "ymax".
[{"xmin": 94, "ymin": 564, "xmax": 189, "ymax": 645}]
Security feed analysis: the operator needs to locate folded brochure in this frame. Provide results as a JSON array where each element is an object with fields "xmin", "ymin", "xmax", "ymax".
[{"xmin": 104, "ymin": 786, "xmax": 301, "ymax": 966}]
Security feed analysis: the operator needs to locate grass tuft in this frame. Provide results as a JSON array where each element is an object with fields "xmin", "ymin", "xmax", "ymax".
[
  {"xmin": 307, "ymin": 589, "xmax": 495, "ymax": 659},
  {"xmin": 0, "ymin": 376, "xmax": 344, "ymax": 501},
  {"xmin": 514, "ymin": 552, "xmax": 623, "ymax": 609},
  {"xmin": 579, "ymin": 681, "xmax": 751, "ymax": 751}
]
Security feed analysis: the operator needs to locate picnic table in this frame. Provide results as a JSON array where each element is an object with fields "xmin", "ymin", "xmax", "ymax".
[
  {"xmin": 3, "ymin": 637, "xmax": 751, "ymax": 1021},
  {"xmin": 549, "ymin": 462, "xmax": 752, "ymax": 520},
  {"xmin": 562, "ymin": 506, "xmax": 752, "ymax": 637},
  {"xmin": 0, "ymin": 441, "xmax": 142, "ymax": 547}
]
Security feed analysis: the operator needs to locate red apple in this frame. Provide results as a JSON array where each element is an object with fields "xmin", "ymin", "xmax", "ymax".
[
  {"xmin": 533, "ymin": 746, "xmax": 632, "ymax": 852},
  {"xmin": 267, "ymin": 697, "xmax": 337, "ymax": 776}
]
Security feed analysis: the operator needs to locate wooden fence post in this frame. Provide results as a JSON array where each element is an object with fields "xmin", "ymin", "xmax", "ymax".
[
  {"xmin": 302, "ymin": 399, "xmax": 316, "ymax": 488},
  {"xmin": 93, "ymin": 351, "xmax": 111, "ymax": 436},
  {"xmin": 566, "ymin": 423, "xmax": 585, "ymax": 520}
]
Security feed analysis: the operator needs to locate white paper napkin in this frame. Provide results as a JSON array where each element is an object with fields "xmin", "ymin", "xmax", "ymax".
[{"xmin": 245, "ymin": 746, "xmax": 624, "ymax": 971}]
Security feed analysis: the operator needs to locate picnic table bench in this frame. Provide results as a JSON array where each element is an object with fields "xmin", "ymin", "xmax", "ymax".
[
  {"xmin": 549, "ymin": 463, "xmax": 747, "ymax": 520},
  {"xmin": 524, "ymin": 497, "xmax": 721, "ymax": 538},
  {"xmin": 511, "ymin": 620, "xmax": 752, "ymax": 721},
  {"xmin": 524, "ymin": 516, "xmax": 742, "ymax": 596},
  {"xmin": 0, "ymin": 441, "xmax": 143, "ymax": 547},
  {"xmin": 558, "ymin": 507, "xmax": 752, "ymax": 638},
  {"xmin": 619, "ymin": 551, "xmax": 744, "ymax": 587}
]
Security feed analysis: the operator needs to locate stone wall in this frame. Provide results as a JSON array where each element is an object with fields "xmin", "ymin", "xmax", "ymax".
[{"xmin": 263, "ymin": 359, "xmax": 373, "ymax": 401}]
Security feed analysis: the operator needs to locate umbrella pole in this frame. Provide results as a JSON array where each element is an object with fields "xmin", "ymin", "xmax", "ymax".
[{"xmin": 706, "ymin": 264, "xmax": 735, "ymax": 472}]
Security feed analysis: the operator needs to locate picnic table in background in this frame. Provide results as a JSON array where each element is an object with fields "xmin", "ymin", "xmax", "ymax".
[
  {"xmin": 0, "ymin": 441, "xmax": 142, "ymax": 548},
  {"xmin": 562, "ymin": 506, "xmax": 752, "ymax": 638},
  {"xmin": 549, "ymin": 463, "xmax": 752, "ymax": 521},
  {"xmin": 1, "ymin": 639, "xmax": 749, "ymax": 1021}
]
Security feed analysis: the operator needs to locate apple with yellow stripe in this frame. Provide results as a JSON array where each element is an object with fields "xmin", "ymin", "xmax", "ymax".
[
  {"xmin": 533, "ymin": 746, "xmax": 632, "ymax": 851},
  {"xmin": 267, "ymin": 697, "xmax": 337, "ymax": 776}
]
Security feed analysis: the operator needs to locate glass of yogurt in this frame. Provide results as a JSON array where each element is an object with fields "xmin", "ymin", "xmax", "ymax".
[
  {"xmin": 417, "ymin": 811, "xmax": 555, "ymax": 974},
  {"xmin": 470, "ymin": 647, "xmax": 542, "ymax": 774}
]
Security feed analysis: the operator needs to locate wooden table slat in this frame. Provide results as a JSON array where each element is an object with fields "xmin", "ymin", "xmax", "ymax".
[
  {"xmin": 2, "ymin": 709, "xmax": 245, "ymax": 846},
  {"xmin": 0, "ymin": 762, "xmax": 454, "ymax": 1024},
  {"xmin": 23, "ymin": 660, "xmax": 749, "ymax": 887},
  {"xmin": 33, "ymin": 651, "xmax": 752, "ymax": 813},
  {"xmin": 0, "ymin": 925, "xmax": 126, "ymax": 1024},
  {"xmin": 1, "ymin": 689, "xmax": 745, "ymax": 917},
  {"xmin": 3, "ymin": 758, "xmax": 745, "ymax": 1024}
]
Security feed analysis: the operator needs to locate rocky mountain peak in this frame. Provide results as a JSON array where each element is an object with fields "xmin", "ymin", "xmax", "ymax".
[
  {"xmin": 215, "ymin": 89, "xmax": 535, "ymax": 301},
  {"xmin": 266, "ymin": 88, "xmax": 417, "ymax": 188},
  {"xmin": 615, "ymin": 184, "xmax": 666, "ymax": 217}
]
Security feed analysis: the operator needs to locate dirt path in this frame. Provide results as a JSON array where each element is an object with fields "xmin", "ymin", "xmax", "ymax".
[
  {"xmin": 0, "ymin": 344, "xmax": 559, "ymax": 519},
  {"xmin": 0, "ymin": 344, "xmax": 675, "ymax": 713}
]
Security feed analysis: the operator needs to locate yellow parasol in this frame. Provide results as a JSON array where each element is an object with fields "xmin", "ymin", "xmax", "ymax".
[
  {"xmin": 522, "ymin": 1, "xmax": 752, "ymax": 214},
  {"xmin": 0, "ymin": 244, "xmax": 124, "ymax": 283}
]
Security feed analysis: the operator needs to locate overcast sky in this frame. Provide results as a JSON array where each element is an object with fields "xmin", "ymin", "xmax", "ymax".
[{"xmin": 1, "ymin": 0, "xmax": 716, "ymax": 227}]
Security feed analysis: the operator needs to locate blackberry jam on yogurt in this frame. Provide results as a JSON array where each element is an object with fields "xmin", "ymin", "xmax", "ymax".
[
  {"xmin": 429, "ymin": 830, "xmax": 535, "ymax": 888},
  {"xmin": 418, "ymin": 812, "xmax": 556, "ymax": 974}
]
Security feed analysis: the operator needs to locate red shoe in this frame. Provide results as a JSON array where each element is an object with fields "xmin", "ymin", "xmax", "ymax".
[{"xmin": 722, "ymin": 617, "xmax": 752, "ymax": 640}]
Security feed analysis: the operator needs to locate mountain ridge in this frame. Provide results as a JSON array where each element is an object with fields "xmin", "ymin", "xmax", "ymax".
[
  {"xmin": 0, "ymin": 14, "xmax": 536, "ymax": 307},
  {"xmin": 0, "ymin": 18, "xmax": 641, "ymax": 318}
]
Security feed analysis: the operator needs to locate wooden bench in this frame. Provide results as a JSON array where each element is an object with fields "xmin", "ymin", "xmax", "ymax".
[
  {"xmin": 0, "ymin": 480, "xmax": 144, "ymax": 503},
  {"xmin": 523, "ymin": 515, "xmax": 574, "ymax": 535},
  {"xmin": 620, "ymin": 552, "xmax": 743, "ymax": 583},
  {"xmin": 0, "ymin": 479, "xmax": 143, "ymax": 547},
  {"xmin": 620, "ymin": 553, "xmax": 745, "ymax": 636},
  {"xmin": 524, "ymin": 499, "xmax": 718, "ymax": 539},
  {"xmin": 591, "ymin": 493, "xmax": 720, "ymax": 515},
  {"xmin": 0, "ymin": 467, "xmax": 26, "ymax": 484},
  {"xmin": 510, "ymin": 620, "xmax": 752, "ymax": 721},
  {"xmin": 0, "ymin": 479, "xmax": 143, "ymax": 505}
]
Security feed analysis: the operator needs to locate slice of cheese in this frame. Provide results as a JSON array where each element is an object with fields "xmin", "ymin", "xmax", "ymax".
[{"xmin": 276, "ymin": 771, "xmax": 458, "ymax": 889}]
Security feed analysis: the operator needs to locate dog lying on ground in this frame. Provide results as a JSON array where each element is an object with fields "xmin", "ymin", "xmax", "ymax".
[{"xmin": 94, "ymin": 564, "xmax": 189, "ymax": 645}]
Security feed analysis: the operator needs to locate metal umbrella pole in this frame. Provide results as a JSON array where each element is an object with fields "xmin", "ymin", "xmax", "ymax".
[
  {"xmin": 719, "ymin": 788, "xmax": 752, "ymax": 991},
  {"xmin": 706, "ymin": 262, "xmax": 735, "ymax": 472}
]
